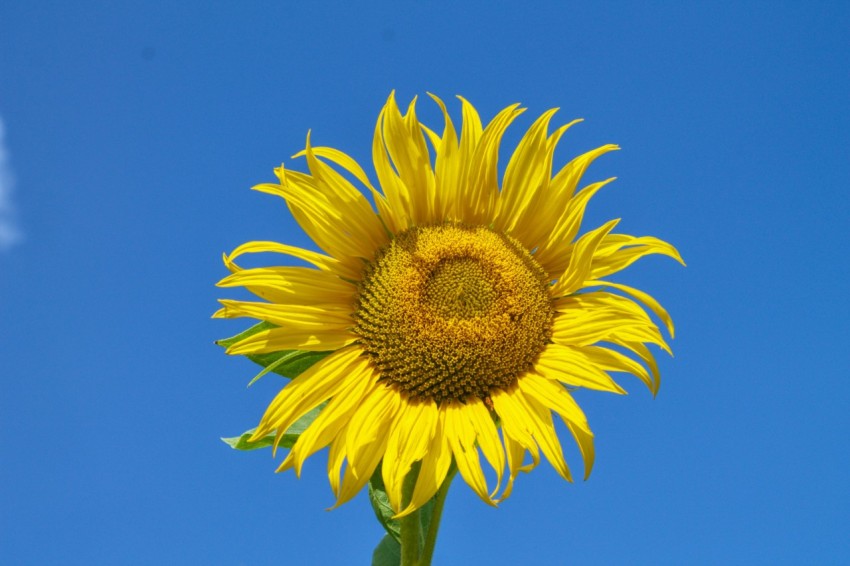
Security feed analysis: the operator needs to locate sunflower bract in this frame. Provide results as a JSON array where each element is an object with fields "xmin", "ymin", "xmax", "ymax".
[{"xmin": 215, "ymin": 92, "xmax": 683, "ymax": 517}]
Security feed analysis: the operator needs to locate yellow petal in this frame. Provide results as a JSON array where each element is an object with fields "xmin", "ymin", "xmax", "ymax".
[
  {"xmin": 280, "ymin": 356, "xmax": 376, "ymax": 475},
  {"xmin": 490, "ymin": 386, "xmax": 541, "ymax": 475},
  {"xmin": 453, "ymin": 95, "xmax": 483, "ymax": 220},
  {"xmin": 372, "ymin": 95, "xmax": 413, "ymax": 230},
  {"xmin": 465, "ymin": 399, "xmax": 505, "ymax": 499},
  {"xmin": 223, "ymin": 240, "xmax": 342, "ymax": 275},
  {"xmin": 464, "ymin": 103, "xmax": 526, "ymax": 224},
  {"xmin": 301, "ymin": 145, "xmax": 397, "ymax": 235},
  {"xmin": 508, "ymin": 119, "xmax": 584, "ymax": 251},
  {"xmin": 590, "ymin": 234, "xmax": 685, "ymax": 280},
  {"xmin": 380, "ymin": 93, "xmax": 435, "ymax": 225},
  {"xmin": 217, "ymin": 266, "xmax": 356, "ymax": 306},
  {"xmin": 535, "ymin": 177, "xmax": 617, "ymax": 275},
  {"xmin": 565, "ymin": 420, "xmax": 595, "ymax": 480},
  {"xmin": 444, "ymin": 401, "xmax": 496, "ymax": 506},
  {"xmin": 495, "ymin": 108, "xmax": 559, "ymax": 236},
  {"xmin": 214, "ymin": 299, "xmax": 351, "ymax": 330},
  {"xmin": 426, "ymin": 93, "xmax": 460, "ymax": 221},
  {"xmin": 514, "ymin": 387, "xmax": 572, "ymax": 482},
  {"xmin": 381, "ymin": 399, "xmax": 438, "ymax": 512},
  {"xmin": 498, "ymin": 432, "xmax": 524, "ymax": 500},
  {"xmin": 327, "ymin": 424, "xmax": 348, "ymax": 498},
  {"xmin": 516, "ymin": 373, "xmax": 591, "ymax": 435},
  {"xmin": 395, "ymin": 409, "xmax": 452, "ymax": 518},
  {"xmin": 551, "ymin": 306, "xmax": 670, "ymax": 354},
  {"xmin": 266, "ymin": 166, "xmax": 378, "ymax": 271},
  {"xmin": 534, "ymin": 342, "xmax": 627, "ymax": 394},
  {"xmin": 223, "ymin": 326, "xmax": 356, "ymax": 355},
  {"xmin": 250, "ymin": 346, "xmax": 363, "ymax": 445},
  {"xmin": 551, "ymin": 219, "xmax": 620, "ymax": 295},
  {"xmin": 333, "ymin": 384, "xmax": 401, "ymax": 508},
  {"xmin": 583, "ymin": 280, "xmax": 675, "ymax": 337},
  {"xmin": 581, "ymin": 345, "xmax": 656, "ymax": 395},
  {"xmin": 553, "ymin": 143, "xmax": 619, "ymax": 202}
]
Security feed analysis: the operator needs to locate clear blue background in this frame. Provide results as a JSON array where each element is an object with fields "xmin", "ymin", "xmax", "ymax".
[{"xmin": 2, "ymin": 2, "xmax": 848, "ymax": 564}]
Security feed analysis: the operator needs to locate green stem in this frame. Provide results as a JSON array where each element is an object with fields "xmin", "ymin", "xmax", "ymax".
[
  {"xmin": 418, "ymin": 463, "xmax": 457, "ymax": 566},
  {"xmin": 399, "ymin": 462, "xmax": 422, "ymax": 566}
]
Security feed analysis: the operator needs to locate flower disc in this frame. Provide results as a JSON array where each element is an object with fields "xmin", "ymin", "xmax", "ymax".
[{"xmin": 354, "ymin": 223, "xmax": 554, "ymax": 403}]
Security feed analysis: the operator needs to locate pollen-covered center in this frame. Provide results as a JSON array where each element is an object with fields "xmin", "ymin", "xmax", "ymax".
[{"xmin": 354, "ymin": 223, "xmax": 554, "ymax": 403}]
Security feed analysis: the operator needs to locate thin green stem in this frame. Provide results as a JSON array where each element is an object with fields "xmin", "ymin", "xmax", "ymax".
[
  {"xmin": 418, "ymin": 463, "xmax": 457, "ymax": 566},
  {"xmin": 399, "ymin": 462, "xmax": 422, "ymax": 566}
]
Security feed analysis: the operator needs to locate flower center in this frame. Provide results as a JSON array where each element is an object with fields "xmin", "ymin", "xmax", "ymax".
[{"xmin": 354, "ymin": 223, "xmax": 554, "ymax": 403}]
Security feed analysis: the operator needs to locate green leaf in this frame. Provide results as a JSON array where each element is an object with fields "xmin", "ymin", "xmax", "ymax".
[
  {"xmin": 369, "ymin": 472, "xmax": 401, "ymax": 543},
  {"xmin": 368, "ymin": 468, "xmax": 436, "ymax": 546},
  {"xmin": 221, "ymin": 403, "xmax": 325, "ymax": 451},
  {"xmin": 371, "ymin": 534, "xmax": 400, "ymax": 566},
  {"xmin": 216, "ymin": 320, "xmax": 276, "ymax": 348},
  {"xmin": 216, "ymin": 321, "xmax": 332, "ymax": 382}
]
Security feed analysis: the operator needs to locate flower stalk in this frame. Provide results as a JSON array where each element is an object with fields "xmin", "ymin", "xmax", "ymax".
[
  {"xmin": 419, "ymin": 463, "xmax": 457, "ymax": 566},
  {"xmin": 399, "ymin": 461, "xmax": 457, "ymax": 566},
  {"xmin": 400, "ymin": 462, "xmax": 422, "ymax": 565}
]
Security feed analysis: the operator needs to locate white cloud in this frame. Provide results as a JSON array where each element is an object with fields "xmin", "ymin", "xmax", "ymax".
[{"xmin": 0, "ymin": 116, "xmax": 22, "ymax": 251}]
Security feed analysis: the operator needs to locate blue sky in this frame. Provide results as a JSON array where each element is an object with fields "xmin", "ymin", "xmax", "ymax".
[{"xmin": 1, "ymin": 1, "xmax": 848, "ymax": 564}]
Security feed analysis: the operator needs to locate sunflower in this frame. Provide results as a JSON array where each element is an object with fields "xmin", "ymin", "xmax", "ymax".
[{"xmin": 215, "ymin": 93, "xmax": 682, "ymax": 518}]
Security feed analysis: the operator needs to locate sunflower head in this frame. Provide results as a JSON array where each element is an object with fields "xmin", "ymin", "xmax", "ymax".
[{"xmin": 216, "ymin": 92, "xmax": 683, "ymax": 517}]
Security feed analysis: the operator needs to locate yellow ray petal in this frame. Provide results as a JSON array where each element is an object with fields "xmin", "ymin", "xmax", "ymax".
[
  {"xmin": 372, "ymin": 95, "xmax": 413, "ymax": 230},
  {"xmin": 327, "ymin": 424, "xmax": 348, "ymax": 498},
  {"xmin": 464, "ymin": 103, "xmax": 526, "ymax": 224},
  {"xmin": 495, "ymin": 108, "xmax": 559, "ymax": 235},
  {"xmin": 584, "ymin": 280, "xmax": 675, "ymax": 337},
  {"xmin": 344, "ymin": 384, "xmax": 401, "ymax": 476},
  {"xmin": 465, "ymin": 399, "xmax": 505, "ymax": 499},
  {"xmin": 552, "ymin": 143, "xmax": 620, "ymax": 202},
  {"xmin": 515, "ymin": 387, "xmax": 573, "ymax": 482},
  {"xmin": 551, "ymin": 219, "xmax": 620, "ymax": 296},
  {"xmin": 554, "ymin": 290, "xmax": 656, "ymax": 323},
  {"xmin": 217, "ymin": 266, "xmax": 356, "ymax": 306},
  {"xmin": 380, "ymin": 93, "xmax": 435, "ymax": 225},
  {"xmin": 222, "ymin": 326, "xmax": 356, "ymax": 355},
  {"xmin": 565, "ymin": 420, "xmax": 595, "ymax": 480},
  {"xmin": 621, "ymin": 340, "xmax": 662, "ymax": 396},
  {"xmin": 265, "ymin": 166, "xmax": 378, "ymax": 271},
  {"xmin": 517, "ymin": 373, "xmax": 591, "ymax": 435},
  {"xmin": 590, "ymin": 234, "xmax": 685, "ymax": 280},
  {"xmin": 426, "ymin": 93, "xmax": 460, "ymax": 221},
  {"xmin": 490, "ymin": 386, "xmax": 541, "ymax": 475},
  {"xmin": 381, "ymin": 399, "xmax": 438, "ymax": 512},
  {"xmin": 516, "ymin": 376, "xmax": 596, "ymax": 480},
  {"xmin": 301, "ymin": 145, "xmax": 398, "ymax": 235},
  {"xmin": 395, "ymin": 409, "xmax": 452, "ymax": 518},
  {"xmin": 581, "ymin": 345, "xmax": 656, "ymax": 395},
  {"xmin": 551, "ymin": 291, "xmax": 670, "ymax": 353},
  {"xmin": 333, "ymin": 384, "xmax": 402, "ymax": 508},
  {"xmin": 500, "ymin": 431, "xmax": 526, "ymax": 500},
  {"xmin": 551, "ymin": 305, "xmax": 670, "ymax": 354},
  {"xmin": 535, "ymin": 177, "xmax": 617, "ymax": 274},
  {"xmin": 301, "ymin": 134, "xmax": 387, "ymax": 249},
  {"xmin": 534, "ymin": 342, "xmax": 627, "ymax": 394},
  {"xmin": 444, "ymin": 401, "xmax": 496, "ymax": 506},
  {"xmin": 249, "ymin": 346, "xmax": 363, "ymax": 444},
  {"xmin": 223, "ymin": 240, "xmax": 342, "ymax": 275},
  {"xmin": 299, "ymin": 146, "xmax": 376, "ymax": 193},
  {"xmin": 509, "ymin": 119, "xmax": 584, "ymax": 250},
  {"xmin": 453, "ymin": 95, "xmax": 483, "ymax": 220},
  {"xmin": 280, "ymin": 356, "xmax": 376, "ymax": 476},
  {"xmin": 214, "ymin": 299, "xmax": 352, "ymax": 329}
]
